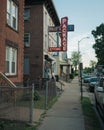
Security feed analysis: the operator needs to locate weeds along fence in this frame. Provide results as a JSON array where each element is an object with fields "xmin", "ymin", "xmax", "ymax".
[{"xmin": 0, "ymin": 79, "xmax": 62, "ymax": 123}]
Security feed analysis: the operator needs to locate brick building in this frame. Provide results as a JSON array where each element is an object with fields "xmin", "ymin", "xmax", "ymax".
[
  {"xmin": 24, "ymin": 0, "xmax": 61, "ymax": 83},
  {"xmin": 0, "ymin": 0, "xmax": 24, "ymax": 85}
]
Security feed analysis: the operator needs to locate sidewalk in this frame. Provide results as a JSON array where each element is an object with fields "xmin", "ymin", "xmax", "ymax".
[{"xmin": 37, "ymin": 77, "xmax": 85, "ymax": 130}]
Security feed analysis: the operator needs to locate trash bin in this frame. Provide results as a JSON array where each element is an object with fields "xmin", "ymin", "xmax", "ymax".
[{"xmin": 55, "ymin": 75, "xmax": 59, "ymax": 82}]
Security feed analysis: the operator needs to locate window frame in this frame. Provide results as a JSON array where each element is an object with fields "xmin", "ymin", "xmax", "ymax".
[
  {"xmin": 5, "ymin": 46, "xmax": 17, "ymax": 76},
  {"xmin": 7, "ymin": 0, "xmax": 18, "ymax": 30},
  {"xmin": 24, "ymin": 57, "xmax": 30, "ymax": 75},
  {"xmin": 24, "ymin": 8, "xmax": 30, "ymax": 21},
  {"xmin": 24, "ymin": 33, "xmax": 30, "ymax": 47}
]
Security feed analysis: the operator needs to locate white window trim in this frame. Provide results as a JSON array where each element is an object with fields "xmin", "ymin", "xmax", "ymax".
[
  {"xmin": 7, "ymin": 0, "xmax": 18, "ymax": 30},
  {"xmin": 5, "ymin": 46, "xmax": 17, "ymax": 76}
]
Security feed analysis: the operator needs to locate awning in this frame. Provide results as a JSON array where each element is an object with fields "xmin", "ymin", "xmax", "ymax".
[{"xmin": 44, "ymin": 52, "xmax": 56, "ymax": 62}]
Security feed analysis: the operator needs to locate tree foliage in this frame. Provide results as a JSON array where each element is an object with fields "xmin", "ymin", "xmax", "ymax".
[
  {"xmin": 71, "ymin": 51, "xmax": 81, "ymax": 71},
  {"xmin": 89, "ymin": 60, "xmax": 96, "ymax": 68},
  {"xmin": 92, "ymin": 23, "xmax": 104, "ymax": 65},
  {"xmin": 83, "ymin": 67, "xmax": 92, "ymax": 74}
]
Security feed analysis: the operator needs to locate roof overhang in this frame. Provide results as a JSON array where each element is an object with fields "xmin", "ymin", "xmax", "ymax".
[{"xmin": 25, "ymin": 0, "xmax": 60, "ymax": 26}]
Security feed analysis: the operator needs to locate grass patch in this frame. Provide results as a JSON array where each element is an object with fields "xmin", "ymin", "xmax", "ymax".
[
  {"xmin": 48, "ymin": 95, "xmax": 60, "ymax": 109},
  {"xmin": 34, "ymin": 95, "xmax": 45, "ymax": 109},
  {"xmin": 17, "ymin": 94, "xmax": 60, "ymax": 110},
  {"xmin": 16, "ymin": 94, "xmax": 45, "ymax": 109},
  {"xmin": 0, "ymin": 120, "xmax": 37, "ymax": 130},
  {"xmin": 81, "ymin": 97, "xmax": 102, "ymax": 130}
]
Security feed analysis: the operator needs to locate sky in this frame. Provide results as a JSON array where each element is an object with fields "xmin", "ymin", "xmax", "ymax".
[{"xmin": 53, "ymin": 0, "xmax": 104, "ymax": 67}]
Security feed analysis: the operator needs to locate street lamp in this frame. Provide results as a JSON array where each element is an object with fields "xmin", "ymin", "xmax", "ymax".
[
  {"xmin": 78, "ymin": 36, "xmax": 89, "ymax": 65},
  {"xmin": 77, "ymin": 36, "xmax": 89, "ymax": 100}
]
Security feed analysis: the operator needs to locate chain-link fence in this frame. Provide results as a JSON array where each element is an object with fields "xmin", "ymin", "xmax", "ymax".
[
  {"xmin": 0, "ymin": 86, "xmax": 34, "ymax": 123},
  {"xmin": 0, "ymin": 79, "xmax": 63, "ymax": 124}
]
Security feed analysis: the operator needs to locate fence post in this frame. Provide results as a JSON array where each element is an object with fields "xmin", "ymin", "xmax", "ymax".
[
  {"xmin": 29, "ymin": 83, "xmax": 34, "ymax": 124},
  {"xmin": 45, "ymin": 80, "xmax": 48, "ymax": 109},
  {"xmin": 79, "ymin": 63, "xmax": 83, "ymax": 100}
]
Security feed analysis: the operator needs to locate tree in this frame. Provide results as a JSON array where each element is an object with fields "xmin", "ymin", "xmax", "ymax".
[
  {"xmin": 92, "ymin": 23, "xmax": 104, "ymax": 65},
  {"xmin": 71, "ymin": 51, "xmax": 81, "ymax": 72},
  {"xmin": 89, "ymin": 60, "xmax": 97, "ymax": 72},
  {"xmin": 83, "ymin": 67, "xmax": 92, "ymax": 74},
  {"xmin": 89, "ymin": 60, "xmax": 96, "ymax": 68}
]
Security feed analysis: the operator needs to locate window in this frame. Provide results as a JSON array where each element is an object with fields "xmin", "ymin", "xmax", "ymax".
[
  {"xmin": 24, "ymin": 33, "xmax": 30, "ymax": 47},
  {"xmin": 7, "ymin": 0, "xmax": 18, "ymax": 30},
  {"xmin": 6, "ymin": 46, "xmax": 17, "ymax": 75},
  {"xmin": 24, "ymin": 57, "xmax": 30, "ymax": 75},
  {"xmin": 24, "ymin": 8, "xmax": 30, "ymax": 20}
]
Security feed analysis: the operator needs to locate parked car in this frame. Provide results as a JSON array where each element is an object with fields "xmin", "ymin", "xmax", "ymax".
[
  {"xmin": 83, "ymin": 75, "xmax": 91, "ymax": 83},
  {"xmin": 94, "ymin": 77, "xmax": 104, "ymax": 120},
  {"xmin": 89, "ymin": 76, "xmax": 99, "ymax": 92},
  {"xmin": 82, "ymin": 73, "xmax": 87, "ymax": 79}
]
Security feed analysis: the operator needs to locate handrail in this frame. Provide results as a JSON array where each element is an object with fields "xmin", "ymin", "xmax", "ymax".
[{"xmin": 0, "ymin": 72, "xmax": 17, "ymax": 88}]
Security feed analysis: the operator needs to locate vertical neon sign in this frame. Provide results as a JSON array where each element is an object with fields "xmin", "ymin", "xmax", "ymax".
[{"xmin": 61, "ymin": 17, "xmax": 68, "ymax": 51}]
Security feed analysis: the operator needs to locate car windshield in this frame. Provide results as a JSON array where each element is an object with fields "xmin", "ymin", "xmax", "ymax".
[
  {"xmin": 90, "ymin": 77, "xmax": 98, "ymax": 82},
  {"xmin": 84, "ymin": 75, "xmax": 90, "ymax": 78}
]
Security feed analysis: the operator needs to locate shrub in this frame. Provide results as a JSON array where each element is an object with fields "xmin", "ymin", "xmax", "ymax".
[
  {"xmin": 70, "ymin": 74, "xmax": 74, "ymax": 79},
  {"xmin": 34, "ymin": 91, "xmax": 41, "ymax": 101}
]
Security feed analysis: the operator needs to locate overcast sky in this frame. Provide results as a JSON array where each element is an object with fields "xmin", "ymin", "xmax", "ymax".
[{"xmin": 53, "ymin": 0, "xmax": 104, "ymax": 67}]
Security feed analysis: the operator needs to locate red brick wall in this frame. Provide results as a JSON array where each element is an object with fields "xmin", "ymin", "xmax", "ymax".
[
  {"xmin": 0, "ymin": 0, "xmax": 24, "ymax": 84},
  {"xmin": 0, "ymin": 0, "xmax": 6, "ymax": 72},
  {"xmin": 24, "ymin": 5, "xmax": 44, "ymax": 81}
]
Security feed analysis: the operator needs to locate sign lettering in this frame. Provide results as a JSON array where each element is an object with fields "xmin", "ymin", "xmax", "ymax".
[
  {"xmin": 48, "ymin": 17, "xmax": 69, "ymax": 52},
  {"xmin": 49, "ymin": 47, "xmax": 62, "ymax": 52},
  {"xmin": 61, "ymin": 17, "xmax": 68, "ymax": 51}
]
